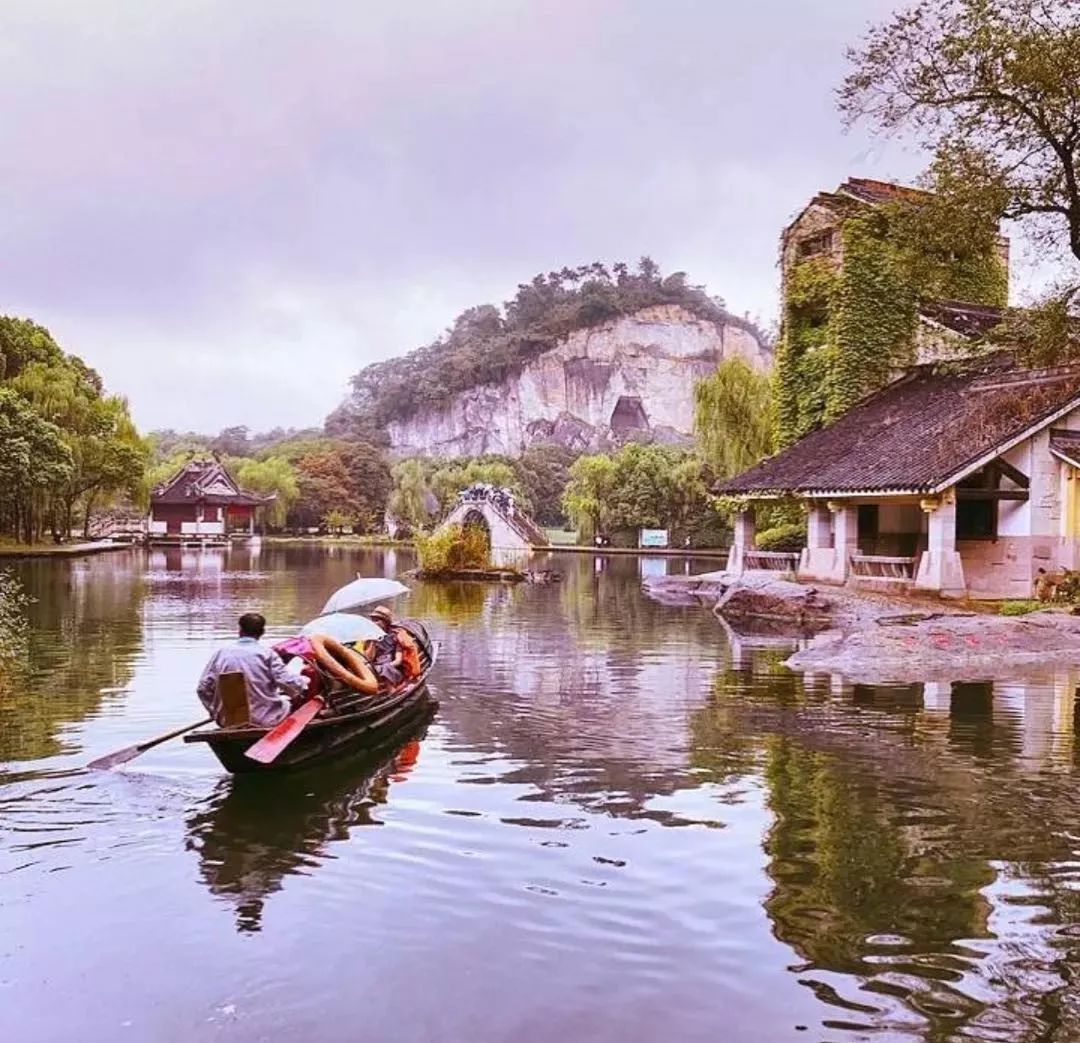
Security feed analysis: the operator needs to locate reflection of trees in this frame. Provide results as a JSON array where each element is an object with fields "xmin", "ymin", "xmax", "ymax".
[
  {"xmin": 691, "ymin": 657, "xmax": 1080, "ymax": 1040},
  {"xmin": 763, "ymin": 736, "xmax": 990, "ymax": 969},
  {"xmin": 185, "ymin": 711, "xmax": 433, "ymax": 934},
  {"xmin": 1, "ymin": 554, "xmax": 147, "ymax": 762},
  {"xmin": 407, "ymin": 578, "xmax": 493, "ymax": 624}
]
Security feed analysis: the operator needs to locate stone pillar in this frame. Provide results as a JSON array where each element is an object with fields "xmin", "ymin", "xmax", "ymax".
[
  {"xmin": 727, "ymin": 507, "xmax": 755, "ymax": 575},
  {"xmin": 807, "ymin": 504, "xmax": 831, "ymax": 549},
  {"xmin": 914, "ymin": 493, "xmax": 966, "ymax": 597},
  {"xmin": 824, "ymin": 502, "xmax": 858, "ymax": 584},
  {"xmin": 798, "ymin": 502, "xmax": 836, "ymax": 582}
]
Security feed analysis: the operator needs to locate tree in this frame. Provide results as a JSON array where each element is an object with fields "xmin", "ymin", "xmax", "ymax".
[
  {"xmin": 323, "ymin": 508, "xmax": 355, "ymax": 535},
  {"xmin": 388, "ymin": 459, "xmax": 438, "ymax": 534},
  {"xmin": 0, "ymin": 388, "xmax": 72, "ymax": 542},
  {"xmin": 562, "ymin": 454, "xmax": 617, "ymax": 539},
  {"xmin": 290, "ymin": 451, "xmax": 355, "ymax": 531},
  {"xmin": 335, "ymin": 442, "xmax": 392, "ymax": 532},
  {"xmin": 10, "ymin": 358, "xmax": 149, "ymax": 535},
  {"xmin": 210, "ymin": 425, "xmax": 251, "ymax": 457},
  {"xmin": 232, "ymin": 456, "xmax": 298, "ymax": 529},
  {"xmin": 513, "ymin": 445, "xmax": 579, "ymax": 526},
  {"xmin": 430, "ymin": 458, "xmax": 524, "ymax": 514},
  {"xmin": 694, "ymin": 358, "xmax": 774, "ymax": 478},
  {"xmin": 840, "ymin": 0, "xmax": 1080, "ymax": 274}
]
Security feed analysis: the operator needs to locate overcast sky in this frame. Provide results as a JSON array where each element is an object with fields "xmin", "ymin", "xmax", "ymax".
[{"xmin": 4, "ymin": 0, "xmax": 945, "ymax": 432}]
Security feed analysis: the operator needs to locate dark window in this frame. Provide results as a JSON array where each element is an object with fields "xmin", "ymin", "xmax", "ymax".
[
  {"xmin": 956, "ymin": 498, "xmax": 997, "ymax": 539},
  {"xmin": 796, "ymin": 231, "xmax": 834, "ymax": 260},
  {"xmin": 857, "ymin": 505, "xmax": 879, "ymax": 540},
  {"xmin": 857, "ymin": 504, "xmax": 879, "ymax": 553}
]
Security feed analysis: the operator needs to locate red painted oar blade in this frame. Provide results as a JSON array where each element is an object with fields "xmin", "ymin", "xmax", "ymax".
[{"xmin": 244, "ymin": 698, "xmax": 323, "ymax": 764}]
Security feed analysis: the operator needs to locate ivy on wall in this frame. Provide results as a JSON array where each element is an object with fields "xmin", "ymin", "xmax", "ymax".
[{"xmin": 774, "ymin": 205, "xmax": 1008, "ymax": 448}]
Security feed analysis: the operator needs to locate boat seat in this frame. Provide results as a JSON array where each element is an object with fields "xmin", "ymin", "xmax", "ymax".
[{"xmin": 218, "ymin": 671, "xmax": 250, "ymax": 728}]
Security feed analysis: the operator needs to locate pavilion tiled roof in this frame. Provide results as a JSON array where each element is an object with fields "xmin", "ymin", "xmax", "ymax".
[
  {"xmin": 151, "ymin": 459, "xmax": 269, "ymax": 506},
  {"xmin": 717, "ymin": 356, "xmax": 1080, "ymax": 497},
  {"xmin": 1049, "ymin": 429, "xmax": 1080, "ymax": 469}
]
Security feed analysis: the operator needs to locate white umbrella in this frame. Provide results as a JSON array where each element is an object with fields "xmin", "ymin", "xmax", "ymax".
[
  {"xmin": 320, "ymin": 576, "xmax": 410, "ymax": 615},
  {"xmin": 301, "ymin": 612, "xmax": 384, "ymax": 643}
]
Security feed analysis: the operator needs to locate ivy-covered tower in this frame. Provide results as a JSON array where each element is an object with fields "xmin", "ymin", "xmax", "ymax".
[{"xmin": 774, "ymin": 177, "xmax": 1009, "ymax": 447}]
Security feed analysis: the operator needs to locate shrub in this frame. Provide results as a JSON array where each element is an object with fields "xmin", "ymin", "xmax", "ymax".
[
  {"xmin": 755, "ymin": 522, "xmax": 806, "ymax": 553},
  {"xmin": 999, "ymin": 600, "xmax": 1043, "ymax": 617},
  {"xmin": 415, "ymin": 524, "xmax": 490, "ymax": 573},
  {"xmin": 0, "ymin": 570, "xmax": 29, "ymax": 690}
]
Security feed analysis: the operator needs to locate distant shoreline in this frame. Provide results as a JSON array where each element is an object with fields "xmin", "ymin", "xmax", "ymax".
[{"xmin": 0, "ymin": 540, "xmax": 133, "ymax": 560}]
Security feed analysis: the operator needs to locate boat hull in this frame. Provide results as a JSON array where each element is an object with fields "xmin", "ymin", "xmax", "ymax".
[{"xmin": 186, "ymin": 684, "xmax": 437, "ymax": 773}]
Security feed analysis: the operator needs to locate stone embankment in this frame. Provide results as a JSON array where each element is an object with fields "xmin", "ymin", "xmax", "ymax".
[{"xmin": 643, "ymin": 570, "xmax": 1080, "ymax": 682}]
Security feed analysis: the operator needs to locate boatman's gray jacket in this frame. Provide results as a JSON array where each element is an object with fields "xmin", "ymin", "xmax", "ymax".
[{"xmin": 196, "ymin": 637, "xmax": 307, "ymax": 727}]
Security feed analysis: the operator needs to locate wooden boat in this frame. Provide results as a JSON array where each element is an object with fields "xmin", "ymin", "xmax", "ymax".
[{"xmin": 185, "ymin": 620, "xmax": 438, "ymax": 774}]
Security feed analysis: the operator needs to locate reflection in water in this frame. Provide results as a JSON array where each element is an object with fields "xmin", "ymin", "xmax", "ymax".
[
  {"xmin": 691, "ymin": 650, "xmax": 1080, "ymax": 1041},
  {"xmin": 0, "ymin": 553, "xmax": 147, "ymax": 763},
  {"xmin": 8, "ymin": 548, "xmax": 1080, "ymax": 1040},
  {"xmin": 186, "ymin": 713, "xmax": 434, "ymax": 934}
]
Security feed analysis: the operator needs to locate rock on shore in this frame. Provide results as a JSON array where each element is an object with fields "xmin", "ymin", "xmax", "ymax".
[{"xmin": 644, "ymin": 570, "xmax": 1080, "ymax": 682}]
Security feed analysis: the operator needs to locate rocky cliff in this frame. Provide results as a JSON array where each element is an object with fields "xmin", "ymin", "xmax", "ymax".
[{"xmin": 386, "ymin": 304, "xmax": 770, "ymax": 458}]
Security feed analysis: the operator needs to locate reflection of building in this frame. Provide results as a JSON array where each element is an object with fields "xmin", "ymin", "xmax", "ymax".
[
  {"xmin": 148, "ymin": 459, "xmax": 270, "ymax": 545},
  {"xmin": 700, "ymin": 649, "xmax": 1080, "ymax": 1038}
]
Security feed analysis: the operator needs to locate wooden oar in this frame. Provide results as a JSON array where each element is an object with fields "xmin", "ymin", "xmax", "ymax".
[
  {"xmin": 87, "ymin": 717, "xmax": 213, "ymax": 771},
  {"xmin": 244, "ymin": 696, "xmax": 326, "ymax": 765}
]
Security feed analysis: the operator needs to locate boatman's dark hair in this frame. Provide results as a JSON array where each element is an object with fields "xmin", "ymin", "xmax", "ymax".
[{"xmin": 238, "ymin": 612, "xmax": 266, "ymax": 638}]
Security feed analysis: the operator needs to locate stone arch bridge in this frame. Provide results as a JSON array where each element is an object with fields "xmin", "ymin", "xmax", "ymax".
[{"xmin": 442, "ymin": 496, "xmax": 549, "ymax": 563}]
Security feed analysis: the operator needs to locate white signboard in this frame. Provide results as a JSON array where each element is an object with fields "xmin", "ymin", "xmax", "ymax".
[{"xmin": 639, "ymin": 529, "xmax": 669, "ymax": 548}]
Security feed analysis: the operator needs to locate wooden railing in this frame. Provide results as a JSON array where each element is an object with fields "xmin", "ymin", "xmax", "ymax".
[
  {"xmin": 850, "ymin": 554, "xmax": 919, "ymax": 580},
  {"xmin": 743, "ymin": 550, "xmax": 800, "ymax": 572}
]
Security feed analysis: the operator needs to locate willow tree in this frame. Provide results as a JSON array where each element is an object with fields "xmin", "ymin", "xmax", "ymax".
[
  {"xmin": 232, "ymin": 456, "xmax": 298, "ymax": 529},
  {"xmin": 840, "ymin": 0, "xmax": 1080, "ymax": 355},
  {"xmin": 561, "ymin": 454, "xmax": 617, "ymax": 539},
  {"xmin": 694, "ymin": 357, "xmax": 773, "ymax": 478}
]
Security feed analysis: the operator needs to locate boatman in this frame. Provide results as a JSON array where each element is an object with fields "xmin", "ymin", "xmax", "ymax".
[{"xmin": 196, "ymin": 612, "xmax": 308, "ymax": 727}]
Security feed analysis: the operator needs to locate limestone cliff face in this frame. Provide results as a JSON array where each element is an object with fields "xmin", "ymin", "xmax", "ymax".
[{"xmin": 387, "ymin": 304, "xmax": 771, "ymax": 458}]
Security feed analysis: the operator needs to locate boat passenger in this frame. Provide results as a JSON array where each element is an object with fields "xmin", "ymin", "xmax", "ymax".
[
  {"xmin": 196, "ymin": 612, "xmax": 309, "ymax": 727},
  {"xmin": 369, "ymin": 605, "xmax": 406, "ymax": 687}
]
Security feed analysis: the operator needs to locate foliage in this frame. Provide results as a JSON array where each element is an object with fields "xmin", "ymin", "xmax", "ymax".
[
  {"xmin": 230, "ymin": 456, "xmax": 299, "ymax": 529},
  {"xmin": 387, "ymin": 452, "xmax": 555, "ymax": 533},
  {"xmin": 322, "ymin": 508, "xmax": 355, "ymax": 534},
  {"xmin": 415, "ymin": 523, "xmax": 491, "ymax": 573},
  {"xmin": 999, "ymin": 599, "xmax": 1043, "ymax": 616},
  {"xmin": 840, "ymin": 0, "xmax": 1080, "ymax": 360},
  {"xmin": 755, "ymin": 522, "xmax": 807, "ymax": 553},
  {"xmin": 512, "ymin": 445, "xmax": 579, "ymax": 526},
  {"xmin": 562, "ymin": 444, "xmax": 719, "ymax": 544},
  {"xmin": 287, "ymin": 444, "xmax": 391, "ymax": 533},
  {"xmin": 775, "ymin": 202, "xmax": 1004, "ymax": 445},
  {"xmin": 0, "ymin": 570, "xmax": 30, "ymax": 691},
  {"xmin": 328, "ymin": 258, "xmax": 759, "ymax": 437},
  {"xmin": 840, "ymin": 0, "xmax": 1080, "ymax": 264},
  {"xmin": 694, "ymin": 357, "xmax": 774, "ymax": 478},
  {"xmin": 430, "ymin": 458, "xmax": 524, "ymax": 514},
  {"xmin": 387, "ymin": 459, "xmax": 439, "ymax": 534},
  {"xmin": 0, "ymin": 387, "xmax": 73, "ymax": 542},
  {"xmin": 562, "ymin": 454, "xmax": 618, "ymax": 539}
]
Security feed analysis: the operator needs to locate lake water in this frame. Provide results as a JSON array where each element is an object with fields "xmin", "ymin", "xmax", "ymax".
[{"xmin": 2, "ymin": 546, "xmax": 1080, "ymax": 1042}]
